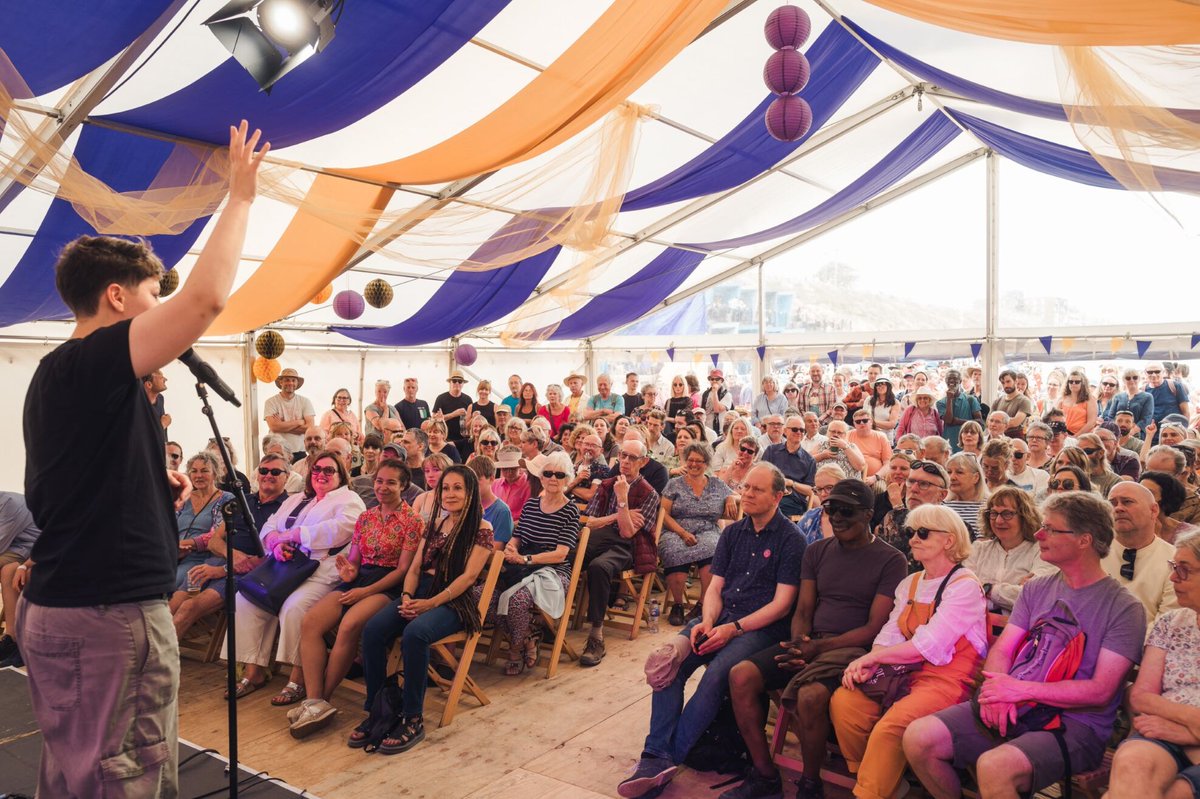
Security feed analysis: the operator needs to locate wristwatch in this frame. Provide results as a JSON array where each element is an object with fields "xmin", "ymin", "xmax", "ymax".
[
  {"xmin": 732, "ymin": 620, "xmax": 745, "ymax": 637},
  {"xmin": 524, "ymin": 555, "xmax": 532, "ymax": 566},
  {"xmin": 617, "ymin": 500, "xmax": 628, "ymax": 509}
]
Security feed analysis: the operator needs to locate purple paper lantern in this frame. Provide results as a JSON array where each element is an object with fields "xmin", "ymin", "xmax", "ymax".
[
  {"xmin": 333, "ymin": 290, "xmax": 365, "ymax": 320},
  {"xmin": 454, "ymin": 343, "xmax": 478, "ymax": 367},
  {"xmin": 764, "ymin": 49, "xmax": 810, "ymax": 96},
  {"xmin": 765, "ymin": 5, "xmax": 811, "ymax": 51},
  {"xmin": 765, "ymin": 95, "xmax": 813, "ymax": 142}
]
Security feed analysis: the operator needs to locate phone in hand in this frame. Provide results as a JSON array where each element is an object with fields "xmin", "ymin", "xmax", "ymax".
[{"xmin": 693, "ymin": 631, "xmax": 710, "ymax": 652}]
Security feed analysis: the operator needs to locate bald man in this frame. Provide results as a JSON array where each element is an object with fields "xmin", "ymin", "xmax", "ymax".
[{"xmin": 1102, "ymin": 482, "xmax": 1179, "ymax": 622}]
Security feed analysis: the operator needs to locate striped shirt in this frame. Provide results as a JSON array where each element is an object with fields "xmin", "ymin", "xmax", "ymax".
[{"xmin": 514, "ymin": 498, "xmax": 581, "ymax": 578}]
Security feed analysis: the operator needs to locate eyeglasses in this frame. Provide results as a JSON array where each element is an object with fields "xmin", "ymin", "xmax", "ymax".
[
  {"xmin": 1081, "ymin": 447, "xmax": 1101, "ymax": 456},
  {"xmin": 903, "ymin": 526, "xmax": 946, "ymax": 540},
  {"xmin": 740, "ymin": 446, "xmax": 758, "ymax": 455},
  {"xmin": 853, "ymin": 418, "xmax": 871, "ymax": 425},
  {"xmin": 335, "ymin": 395, "xmax": 350, "ymax": 400},
  {"xmin": 618, "ymin": 452, "xmax": 643, "ymax": 461},
  {"xmin": 986, "ymin": 510, "xmax": 1017, "ymax": 521},
  {"xmin": 785, "ymin": 426, "xmax": 803, "ymax": 433},
  {"xmin": 1026, "ymin": 434, "xmax": 1049, "ymax": 443},
  {"xmin": 1118, "ymin": 547, "xmax": 1137, "ymax": 581},
  {"xmin": 1167, "ymin": 560, "xmax": 1193, "ymax": 581},
  {"xmin": 542, "ymin": 470, "xmax": 568, "ymax": 480},
  {"xmin": 258, "ymin": 467, "xmax": 286, "ymax": 476},
  {"xmin": 1036, "ymin": 523, "xmax": 1077, "ymax": 537},
  {"xmin": 822, "ymin": 501, "xmax": 862, "ymax": 517},
  {"xmin": 814, "ymin": 485, "xmax": 835, "ymax": 496},
  {"xmin": 311, "ymin": 466, "xmax": 339, "ymax": 476}
]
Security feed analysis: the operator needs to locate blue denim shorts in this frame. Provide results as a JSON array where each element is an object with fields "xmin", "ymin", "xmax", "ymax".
[{"xmin": 1122, "ymin": 734, "xmax": 1200, "ymax": 794}]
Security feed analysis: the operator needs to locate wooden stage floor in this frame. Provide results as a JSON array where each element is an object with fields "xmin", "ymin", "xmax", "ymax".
[{"xmin": 178, "ymin": 625, "xmax": 855, "ymax": 799}]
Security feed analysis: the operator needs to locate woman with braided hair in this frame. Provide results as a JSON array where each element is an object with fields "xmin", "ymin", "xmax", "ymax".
[{"xmin": 354, "ymin": 465, "xmax": 494, "ymax": 754}]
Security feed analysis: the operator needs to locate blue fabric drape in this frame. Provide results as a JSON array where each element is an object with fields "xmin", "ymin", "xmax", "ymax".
[
  {"xmin": 691, "ymin": 112, "xmax": 962, "ymax": 251},
  {"xmin": 332, "ymin": 244, "xmax": 562, "ymax": 346},
  {"xmin": 545, "ymin": 248, "xmax": 706, "ymax": 340},
  {"xmin": 0, "ymin": 1, "xmax": 179, "ymax": 97},
  {"xmin": 0, "ymin": 127, "xmax": 209, "ymax": 326},
  {"xmin": 620, "ymin": 294, "xmax": 708, "ymax": 336},
  {"xmin": 621, "ymin": 25, "xmax": 879, "ymax": 211},
  {"xmin": 0, "ymin": 0, "xmax": 507, "ymax": 328},
  {"xmin": 948, "ymin": 109, "xmax": 1200, "ymax": 193},
  {"xmin": 104, "ymin": 0, "xmax": 510, "ymax": 148}
]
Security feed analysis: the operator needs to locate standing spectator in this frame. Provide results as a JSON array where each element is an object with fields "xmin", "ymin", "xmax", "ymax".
[
  {"xmin": 564, "ymin": 372, "xmax": 587, "ymax": 417},
  {"xmin": 799, "ymin": 364, "xmax": 838, "ymax": 424},
  {"xmin": 1146, "ymin": 362, "xmax": 1190, "ymax": 439},
  {"xmin": 141, "ymin": 369, "xmax": 170, "ymax": 436},
  {"xmin": 1096, "ymin": 375, "xmax": 1120, "ymax": 421},
  {"xmin": 701, "ymin": 370, "xmax": 731, "ymax": 436},
  {"xmin": 1113, "ymin": 369, "xmax": 1154, "ymax": 439},
  {"xmin": 752, "ymin": 376, "xmax": 788, "ymax": 426},
  {"xmin": 622, "ymin": 372, "xmax": 644, "ymax": 417},
  {"xmin": 493, "ymin": 447, "xmax": 532, "ymax": 524},
  {"xmin": 395, "ymin": 377, "xmax": 431, "ymax": 432},
  {"xmin": 433, "ymin": 371, "xmax": 473, "ymax": 448},
  {"xmin": 904, "ymin": 491, "xmax": 1146, "ymax": 799},
  {"xmin": 500, "ymin": 374, "xmax": 522, "ymax": 414},
  {"xmin": 617, "ymin": 464, "xmax": 804, "ymax": 799},
  {"xmin": 364, "ymin": 379, "xmax": 405, "ymax": 441},
  {"xmin": 1057, "ymin": 368, "xmax": 1099, "ymax": 436},
  {"xmin": 848, "ymin": 409, "xmax": 891, "ymax": 481},
  {"xmin": 664, "ymin": 376, "xmax": 694, "ymax": 438},
  {"xmin": 1103, "ymin": 482, "xmax": 1180, "ymax": 622},
  {"xmin": 897, "ymin": 386, "xmax": 943, "ymax": 440},
  {"xmin": 265, "ymin": 368, "xmax": 316, "ymax": 461},
  {"xmin": 322, "ymin": 388, "xmax": 362, "ymax": 443},
  {"xmin": 993, "ymin": 370, "xmax": 1034, "ymax": 438},
  {"xmin": 468, "ymin": 379, "xmax": 497, "ymax": 428},
  {"xmin": 584, "ymin": 373, "xmax": 622, "ymax": 423},
  {"xmin": 865, "ymin": 378, "xmax": 900, "ymax": 442},
  {"xmin": 761, "ymin": 416, "xmax": 817, "ymax": 517},
  {"xmin": 936, "ymin": 369, "xmax": 982, "ymax": 452},
  {"xmin": 514, "ymin": 381, "xmax": 541, "ymax": 422}
]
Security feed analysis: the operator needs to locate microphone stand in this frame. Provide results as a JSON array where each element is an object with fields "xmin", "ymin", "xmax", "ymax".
[{"xmin": 195, "ymin": 379, "xmax": 258, "ymax": 799}]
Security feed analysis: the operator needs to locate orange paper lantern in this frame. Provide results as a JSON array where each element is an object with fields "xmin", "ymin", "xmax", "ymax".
[
  {"xmin": 311, "ymin": 284, "xmax": 333, "ymax": 304},
  {"xmin": 252, "ymin": 357, "xmax": 282, "ymax": 384}
]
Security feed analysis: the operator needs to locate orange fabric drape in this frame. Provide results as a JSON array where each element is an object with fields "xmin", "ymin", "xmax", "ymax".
[
  {"xmin": 863, "ymin": 0, "xmax": 1200, "ymax": 45},
  {"xmin": 207, "ymin": 0, "xmax": 727, "ymax": 336}
]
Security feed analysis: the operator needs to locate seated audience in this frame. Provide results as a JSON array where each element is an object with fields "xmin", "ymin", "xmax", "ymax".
[
  {"xmin": 1050, "ymin": 464, "xmax": 1093, "ymax": 494},
  {"xmin": 944, "ymin": 452, "xmax": 987, "ymax": 538},
  {"xmin": 288, "ymin": 459, "xmax": 423, "ymax": 738},
  {"xmin": 921, "ymin": 435, "xmax": 951, "ymax": 467},
  {"xmin": 470, "ymin": 455, "xmax": 513, "ymax": 548},
  {"xmin": 830, "ymin": 504, "xmax": 987, "ymax": 799},
  {"xmin": 660, "ymin": 444, "xmax": 739, "ymax": 626},
  {"xmin": 717, "ymin": 435, "xmax": 759, "ymax": 493},
  {"xmin": 762, "ymin": 416, "xmax": 817, "ymax": 518},
  {"xmin": 400, "ymin": 428, "xmax": 428, "ymax": 489},
  {"xmin": 873, "ymin": 453, "xmax": 913, "ymax": 531},
  {"xmin": 1097, "ymin": 424, "xmax": 1140, "ymax": 481},
  {"xmin": 1107, "ymin": 530, "xmax": 1200, "ymax": 799},
  {"xmin": 796, "ymin": 464, "xmax": 848, "ymax": 546},
  {"xmin": 176, "ymin": 452, "xmax": 234, "ymax": 591},
  {"xmin": 966, "ymin": 486, "xmax": 1054, "ymax": 613},
  {"xmin": 492, "ymin": 451, "xmax": 580, "ymax": 675},
  {"xmin": 1025, "ymin": 421, "xmax": 1055, "ymax": 471},
  {"xmin": 712, "ymin": 417, "xmax": 754, "ymax": 474},
  {"xmin": 957, "ymin": 420, "xmax": 984, "ymax": 459},
  {"xmin": 1140, "ymin": 471, "xmax": 1198, "ymax": 544},
  {"xmin": 355, "ymin": 465, "xmax": 494, "ymax": 754},
  {"xmin": 617, "ymin": 464, "xmax": 804, "ymax": 798},
  {"xmin": 849, "ymin": 409, "xmax": 891, "ymax": 480},
  {"xmin": 494, "ymin": 446, "xmax": 533, "ymax": 520},
  {"xmin": 1007, "ymin": 438, "xmax": 1049, "ymax": 496},
  {"xmin": 230, "ymin": 451, "xmax": 364, "ymax": 703},
  {"xmin": 426, "ymin": 419, "xmax": 462, "ymax": 464},
  {"xmin": 878, "ymin": 460, "xmax": 950, "ymax": 572},
  {"xmin": 0, "ymin": 492, "xmax": 40, "ymax": 668},
  {"xmin": 354, "ymin": 434, "xmax": 383, "ymax": 478},
  {"xmin": 1103, "ymin": 482, "xmax": 1180, "ymax": 623},
  {"xmin": 724, "ymin": 479, "xmax": 906, "ymax": 799},
  {"xmin": 980, "ymin": 438, "xmax": 1016, "ymax": 493},
  {"xmin": 1079, "ymin": 432, "xmax": 1121, "ymax": 496},
  {"xmin": 207, "ymin": 436, "xmax": 252, "ymax": 496},
  {"xmin": 411, "ymin": 452, "xmax": 454, "ymax": 521},
  {"xmin": 1145, "ymin": 446, "xmax": 1200, "ymax": 526},
  {"xmin": 904, "ymin": 491, "xmax": 1146, "ymax": 799},
  {"xmin": 813, "ymin": 420, "xmax": 867, "ymax": 481},
  {"xmin": 580, "ymin": 438, "xmax": 660, "ymax": 668}
]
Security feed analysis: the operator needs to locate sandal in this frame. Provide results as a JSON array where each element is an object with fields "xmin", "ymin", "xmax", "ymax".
[
  {"xmin": 270, "ymin": 681, "xmax": 306, "ymax": 706},
  {"xmin": 504, "ymin": 657, "xmax": 526, "ymax": 676},
  {"xmin": 524, "ymin": 631, "xmax": 542, "ymax": 670},
  {"xmin": 225, "ymin": 676, "xmax": 267, "ymax": 701},
  {"xmin": 379, "ymin": 715, "xmax": 425, "ymax": 755},
  {"xmin": 348, "ymin": 716, "xmax": 372, "ymax": 749}
]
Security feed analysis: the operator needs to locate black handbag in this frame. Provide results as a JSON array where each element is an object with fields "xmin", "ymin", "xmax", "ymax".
[{"xmin": 238, "ymin": 497, "xmax": 319, "ymax": 614}]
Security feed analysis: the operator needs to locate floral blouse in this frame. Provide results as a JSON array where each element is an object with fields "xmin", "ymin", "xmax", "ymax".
[
  {"xmin": 353, "ymin": 503, "xmax": 423, "ymax": 567},
  {"xmin": 1147, "ymin": 608, "xmax": 1200, "ymax": 707}
]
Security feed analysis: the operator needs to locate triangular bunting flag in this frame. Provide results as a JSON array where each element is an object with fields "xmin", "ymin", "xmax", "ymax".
[
  {"xmin": 1039, "ymin": 336, "xmax": 1053, "ymax": 354},
  {"xmin": 903, "ymin": 342, "xmax": 916, "ymax": 359},
  {"xmin": 970, "ymin": 342, "xmax": 982, "ymax": 360},
  {"xmin": 1191, "ymin": 334, "xmax": 1199, "ymax": 349},
  {"xmin": 1062, "ymin": 337, "xmax": 1075, "ymax": 354},
  {"xmin": 861, "ymin": 343, "xmax": 874, "ymax": 359},
  {"xmin": 1136, "ymin": 340, "xmax": 1152, "ymax": 358},
  {"xmin": 828, "ymin": 350, "xmax": 840, "ymax": 366},
  {"xmin": 1110, "ymin": 337, "xmax": 1123, "ymax": 354},
  {"xmin": 710, "ymin": 353, "xmax": 720, "ymax": 368},
  {"xmin": 666, "ymin": 347, "xmax": 675, "ymax": 362},
  {"xmin": 756, "ymin": 345, "xmax": 766, "ymax": 361}
]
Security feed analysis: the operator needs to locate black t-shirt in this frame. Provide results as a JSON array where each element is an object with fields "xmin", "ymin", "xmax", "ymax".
[
  {"xmin": 23, "ymin": 320, "xmax": 177, "ymax": 606},
  {"xmin": 801, "ymin": 536, "xmax": 907, "ymax": 637},
  {"xmin": 395, "ymin": 398, "xmax": 430, "ymax": 431},
  {"xmin": 622, "ymin": 393, "xmax": 643, "ymax": 416},
  {"xmin": 433, "ymin": 391, "xmax": 472, "ymax": 441}
]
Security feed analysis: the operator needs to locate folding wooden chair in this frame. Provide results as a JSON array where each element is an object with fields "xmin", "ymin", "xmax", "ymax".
[
  {"xmin": 596, "ymin": 506, "xmax": 665, "ymax": 640},
  {"xmin": 485, "ymin": 526, "xmax": 591, "ymax": 678},
  {"xmin": 178, "ymin": 610, "xmax": 227, "ymax": 664},
  {"xmin": 423, "ymin": 550, "xmax": 504, "ymax": 727}
]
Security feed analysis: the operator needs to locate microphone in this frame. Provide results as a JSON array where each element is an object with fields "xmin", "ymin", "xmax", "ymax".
[{"xmin": 179, "ymin": 348, "xmax": 242, "ymax": 407}]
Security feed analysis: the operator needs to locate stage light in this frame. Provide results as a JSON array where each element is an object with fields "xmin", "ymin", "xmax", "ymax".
[{"xmin": 203, "ymin": 0, "xmax": 341, "ymax": 92}]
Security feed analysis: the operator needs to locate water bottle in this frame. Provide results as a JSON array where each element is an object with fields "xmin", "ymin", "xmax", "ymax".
[{"xmin": 648, "ymin": 600, "xmax": 661, "ymax": 633}]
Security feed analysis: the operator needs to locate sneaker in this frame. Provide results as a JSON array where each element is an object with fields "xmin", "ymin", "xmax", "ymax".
[
  {"xmin": 794, "ymin": 776, "xmax": 825, "ymax": 799},
  {"xmin": 580, "ymin": 636, "xmax": 606, "ymax": 668},
  {"xmin": 0, "ymin": 634, "xmax": 16, "ymax": 660},
  {"xmin": 617, "ymin": 755, "xmax": 678, "ymax": 798},
  {"xmin": 718, "ymin": 769, "xmax": 784, "ymax": 799},
  {"xmin": 0, "ymin": 646, "xmax": 23, "ymax": 668},
  {"xmin": 644, "ymin": 643, "xmax": 684, "ymax": 691},
  {"xmin": 685, "ymin": 602, "xmax": 703, "ymax": 622},
  {"xmin": 289, "ymin": 698, "xmax": 338, "ymax": 739},
  {"xmin": 667, "ymin": 603, "xmax": 686, "ymax": 627}
]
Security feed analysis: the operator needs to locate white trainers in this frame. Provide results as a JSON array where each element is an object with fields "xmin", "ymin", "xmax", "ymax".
[
  {"xmin": 287, "ymin": 698, "xmax": 316, "ymax": 724},
  {"xmin": 289, "ymin": 698, "xmax": 338, "ymax": 739}
]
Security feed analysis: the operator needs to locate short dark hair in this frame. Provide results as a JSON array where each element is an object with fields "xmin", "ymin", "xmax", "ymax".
[
  {"xmin": 362, "ymin": 434, "xmax": 384, "ymax": 450},
  {"xmin": 375, "ymin": 458, "xmax": 412, "ymax": 488},
  {"xmin": 55, "ymin": 235, "xmax": 164, "ymax": 317},
  {"xmin": 1140, "ymin": 471, "xmax": 1187, "ymax": 517}
]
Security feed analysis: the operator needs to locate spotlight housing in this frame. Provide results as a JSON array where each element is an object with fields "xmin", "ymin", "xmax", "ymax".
[{"xmin": 203, "ymin": 0, "xmax": 340, "ymax": 92}]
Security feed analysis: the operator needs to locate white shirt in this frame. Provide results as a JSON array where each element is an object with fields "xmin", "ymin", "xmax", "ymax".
[
  {"xmin": 874, "ymin": 569, "xmax": 989, "ymax": 665},
  {"xmin": 799, "ymin": 432, "xmax": 826, "ymax": 456},
  {"xmin": 1008, "ymin": 465, "xmax": 1049, "ymax": 499},
  {"xmin": 966, "ymin": 538, "xmax": 1057, "ymax": 612},
  {"xmin": 260, "ymin": 485, "xmax": 364, "ymax": 564},
  {"xmin": 264, "ymin": 393, "xmax": 316, "ymax": 453},
  {"xmin": 1102, "ymin": 535, "xmax": 1180, "ymax": 625}
]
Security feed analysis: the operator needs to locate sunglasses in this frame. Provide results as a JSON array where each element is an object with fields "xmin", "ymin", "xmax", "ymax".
[
  {"xmin": 740, "ymin": 446, "xmax": 758, "ymax": 455},
  {"xmin": 1167, "ymin": 559, "xmax": 1193, "ymax": 581},
  {"xmin": 1048, "ymin": 479, "xmax": 1077, "ymax": 490},
  {"xmin": 986, "ymin": 509, "xmax": 1017, "ymax": 521},
  {"xmin": 1067, "ymin": 379, "xmax": 1082, "ymax": 385},
  {"xmin": 451, "ymin": 378, "xmax": 465, "ymax": 383},
  {"xmin": 1012, "ymin": 451, "xmax": 1026, "ymax": 459},
  {"xmin": 1146, "ymin": 370, "xmax": 1162, "ymax": 375},
  {"xmin": 910, "ymin": 460, "xmax": 948, "ymax": 484},
  {"xmin": 479, "ymin": 440, "xmax": 499, "ymax": 446},
  {"xmin": 1118, "ymin": 547, "xmax": 1137, "ymax": 581},
  {"xmin": 1101, "ymin": 383, "xmax": 1117, "ymax": 388},
  {"xmin": 258, "ymin": 467, "xmax": 286, "ymax": 476},
  {"xmin": 542, "ymin": 470, "xmax": 568, "ymax": 480},
  {"xmin": 853, "ymin": 418, "xmax": 871, "ymax": 425},
  {"xmin": 785, "ymin": 426, "xmax": 804, "ymax": 433},
  {"xmin": 784, "ymin": 388, "xmax": 799, "ymax": 393},
  {"xmin": 311, "ymin": 465, "xmax": 339, "ymax": 476},
  {"xmin": 821, "ymin": 501, "xmax": 863, "ymax": 517},
  {"xmin": 1081, "ymin": 447, "xmax": 1101, "ymax": 456},
  {"xmin": 903, "ymin": 526, "xmax": 946, "ymax": 540}
]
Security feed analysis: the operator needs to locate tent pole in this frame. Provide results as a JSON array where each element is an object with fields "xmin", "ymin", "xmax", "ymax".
[
  {"xmin": 242, "ymin": 332, "xmax": 259, "ymax": 462},
  {"xmin": 755, "ymin": 263, "xmax": 765, "ymax": 390},
  {"xmin": 982, "ymin": 150, "xmax": 1001, "ymax": 400},
  {"xmin": 585, "ymin": 339, "xmax": 595, "ymax": 391}
]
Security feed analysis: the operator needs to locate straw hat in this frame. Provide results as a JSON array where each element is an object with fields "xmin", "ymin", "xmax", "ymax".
[
  {"xmin": 564, "ymin": 372, "xmax": 586, "ymax": 384},
  {"xmin": 447, "ymin": 370, "xmax": 468, "ymax": 383},
  {"xmin": 275, "ymin": 368, "xmax": 305, "ymax": 389}
]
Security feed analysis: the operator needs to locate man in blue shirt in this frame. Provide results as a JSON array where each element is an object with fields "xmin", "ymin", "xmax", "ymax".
[
  {"xmin": 618, "ymin": 463, "xmax": 805, "ymax": 798},
  {"xmin": 1144, "ymin": 362, "xmax": 1189, "ymax": 442},
  {"xmin": 761, "ymin": 417, "xmax": 817, "ymax": 517},
  {"xmin": 935, "ymin": 369, "xmax": 982, "ymax": 452},
  {"xmin": 1109, "ymin": 368, "xmax": 1154, "ymax": 436},
  {"xmin": 584, "ymin": 373, "xmax": 622, "ymax": 423}
]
